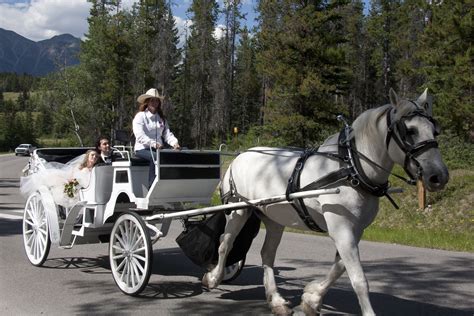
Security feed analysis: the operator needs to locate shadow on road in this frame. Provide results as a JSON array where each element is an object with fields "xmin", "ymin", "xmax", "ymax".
[
  {"xmin": 0, "ymin": 178, "xmax": 20, "ymax": 188},
  {"xmin": 6, "ymin": 227, "xmax": 471, "ymax": 315},
  {"xmin": 0, "ymin": 217, "xmax": 22, "ymax": 236},
  {"xmin": 53, "ymin": 245, "xmax": 473, "ymax": 316},
  {"xmin": 42, "ymin": 256, "xmax": 109, "ymax": 271}
]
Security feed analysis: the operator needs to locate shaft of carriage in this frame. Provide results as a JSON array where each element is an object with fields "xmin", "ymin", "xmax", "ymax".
[{"xmin": 144, "ymin": 188, "xmax": 341, "ymax": 221}]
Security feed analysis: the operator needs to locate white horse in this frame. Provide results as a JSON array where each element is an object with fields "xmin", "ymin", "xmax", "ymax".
[{"xmin": 202, "ymin": 89, "xmax": 449, "ymax": 315}]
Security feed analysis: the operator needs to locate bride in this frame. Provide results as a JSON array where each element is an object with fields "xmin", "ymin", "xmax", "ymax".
[{"xmin": 20, "ymin": 149, "xmax": 99, "ymax": 208}]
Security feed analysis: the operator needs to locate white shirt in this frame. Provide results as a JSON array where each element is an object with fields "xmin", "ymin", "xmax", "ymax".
[{"xmin": 132, "ymin": 109, "xmax": 178, "ymax": 151}]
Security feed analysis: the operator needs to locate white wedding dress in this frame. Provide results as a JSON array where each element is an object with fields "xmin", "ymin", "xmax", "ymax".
[{"xmin": 20, "ymin": 154, "xmax": 92, "ymax": 208}]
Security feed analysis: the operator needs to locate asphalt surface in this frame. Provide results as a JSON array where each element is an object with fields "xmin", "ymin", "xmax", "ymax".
[{"xmin": 0, "ymin": 154, "xmax": 473, "ymax": 315}]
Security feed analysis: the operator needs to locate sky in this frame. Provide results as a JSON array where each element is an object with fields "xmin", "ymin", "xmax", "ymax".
[
  {"xmin": 0, "ymin": 0, "xmax": 368, "ymax": 43},
  {"xmin": 0, "ymin": 0, "xmax": 258, "ymax": 43}
]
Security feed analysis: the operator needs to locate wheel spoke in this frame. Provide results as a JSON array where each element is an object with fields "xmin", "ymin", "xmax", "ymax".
[
  {"xmin": 130, "ymin": 225, "xmax": 139, "ymax": 248},
  {"xmin": 38, "ymin": 227, "xmax": 47, "ymax": 236},
  {"xmin": 115, "ymin": 234, "xmax": 127, "ymax": 250},
  {"xmin": 33, "ymin": 235, "xmax": 39, "ymax": 259},
  {"xmin": 116, "ymin": 257, "xmax": 126, "ymax": 271},
  {"xmin": 131, "ymin": 257, "xmax": 145, "ymax": 275},
  {"xmin": 26, "ymin": 231, "xmax": 35, "ymax": 247},
  {"xmin": 38, "ymin": 234, "xmax": 45, "ymax": 255},
  {"xmin": 132, "ymin": 254, "xmax": 147, "ymax": 262},
  {"xmin": 120, "ymin": 259, "xmax": 128, "ymax": 283},
  {"xmin": 130, "ymin": 235, "xmax": 143, "ymax": 252},
  {"xmin": 132, "ymin": 246, "xmax": 146, "ymax": 254},
  {"xmin": 118, "ymin": 224, "xmax": 128, "ymax": 247},
  {"xmin": 126, "ymin": 261, "xmax": 131, "ymax": 287},
  {"xmin": 24, "ymin": 219, "xmax": 34, "ymax": 226},
  {"xmin": 112, "ymin": 244, "xmax": 125, "ymax": 252},
  {"xmin": 113, "ymin": 254, "xmax": 125, "ymax": 260},
  {"xmin": 130, "ymin": 261, "xmax": 137, "ymax": 288}
]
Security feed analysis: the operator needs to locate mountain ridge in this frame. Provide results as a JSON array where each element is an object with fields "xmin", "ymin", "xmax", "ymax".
[{"xmin": 0, "ymin": 28, "xmax": 81, "ymax": 76}]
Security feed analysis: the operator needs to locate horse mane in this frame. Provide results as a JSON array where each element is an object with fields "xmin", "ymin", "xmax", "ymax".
[{"xmin": 352, "ymin": 104, "xmax": 391, "ymax": 141}]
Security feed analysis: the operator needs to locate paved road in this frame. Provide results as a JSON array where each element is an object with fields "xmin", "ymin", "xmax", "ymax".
[{"xmin": 0, "ymin": 154, "xmax": 473, "ymax": 315}]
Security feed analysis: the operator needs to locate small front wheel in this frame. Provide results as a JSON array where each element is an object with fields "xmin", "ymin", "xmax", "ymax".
[
  {"xmin": 109, "ymin": 212, "xmax": 153, "ymax": 295},
  {"xmin": 23, "ymin": 192, "xmax": 51, "ymax": 266}
]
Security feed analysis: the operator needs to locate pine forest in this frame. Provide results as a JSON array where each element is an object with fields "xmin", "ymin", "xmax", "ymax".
[{"xmin": 0, "ymin": 0, "xmax": 472, "ymax": 156}]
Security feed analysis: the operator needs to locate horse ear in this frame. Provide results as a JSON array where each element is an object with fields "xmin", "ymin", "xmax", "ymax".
[
  {"xmin": 417, "ymin": 88, "xmax": 433, "ymax": 115},
  {"xmin": 389, "ymin": 88, "xmax": 400, "ymax": 107},
  {"xmin": 417, "ymin": 88, "xmax": 428, "ymax": 104}
]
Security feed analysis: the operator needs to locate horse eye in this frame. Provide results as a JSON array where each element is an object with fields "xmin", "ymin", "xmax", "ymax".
[{"xmin": 406, "ymin": 128, "xmax": 417, "ymax": 136}]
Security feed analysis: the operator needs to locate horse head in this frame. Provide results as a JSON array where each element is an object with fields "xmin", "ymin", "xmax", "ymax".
[{"xmin": 386, "ymin": 88, "xmax": 449, "ymax": 191}]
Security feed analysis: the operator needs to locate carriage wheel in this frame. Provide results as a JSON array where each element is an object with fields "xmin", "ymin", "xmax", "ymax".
[
  {"xmin": 23, "ymin": 192, "xmax": 51, "ymax": 266},
  {"xmin": 222, "ymin": 258, "xmax": 246, "ymax": 283},
  {"xmin": 109, "ymin": 212, "xmax": 153, "ymax": 295}
]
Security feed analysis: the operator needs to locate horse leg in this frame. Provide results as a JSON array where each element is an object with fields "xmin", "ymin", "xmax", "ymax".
[
  {"xmin": 301, "ymin": 252, "xmax": 345, "ymax": 315},
  {"xmin": 259, "ymin": 216, "xmax": 291, "ymax": 316},
  {"xmin": 202, "ymin": 208, "xmax": 251, "ymax": 289},
  {"xmin": 330, "ymin": 228, "xmax": 375, "ymax": 316}
]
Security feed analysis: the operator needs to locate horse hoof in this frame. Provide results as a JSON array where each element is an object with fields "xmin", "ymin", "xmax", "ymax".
[
  {"xmin": 272, "ymin": 305, "xmax": 292, "ymax": 316},
  {"xmin": 202, "ymin": 273, "xmax": 218, "ymax": 289},
  {"xmin": 300, "ymin": 292, "xmax": 322, "ymax": 316},
  {"xmin": 300, "ymin": 301, "xmax": 318, "ymax": 316}
]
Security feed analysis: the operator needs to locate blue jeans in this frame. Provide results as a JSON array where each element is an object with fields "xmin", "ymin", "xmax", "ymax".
[{"xmin": 135, "ymin": 149, "xmax": 157, "ymax": 188}]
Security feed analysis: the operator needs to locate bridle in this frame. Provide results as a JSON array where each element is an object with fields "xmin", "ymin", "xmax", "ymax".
[{"xmin": 385, "ymin": 100, "xmax": 440, "ymax": 182}]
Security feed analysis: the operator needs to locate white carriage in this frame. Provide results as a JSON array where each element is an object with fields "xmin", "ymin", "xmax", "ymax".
[{"xmin": 22, "ymin": 146, "xmax": 339, "ymax": 295}]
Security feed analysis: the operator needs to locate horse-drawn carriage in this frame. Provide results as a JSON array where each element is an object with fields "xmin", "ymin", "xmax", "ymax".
[
  {"xmin": 21, "ymin": 89, "xmax": 449, "ymax": 315},
  {"xmin": 22, "ymin": 146, "xmax": 338, "ymax": 295}
]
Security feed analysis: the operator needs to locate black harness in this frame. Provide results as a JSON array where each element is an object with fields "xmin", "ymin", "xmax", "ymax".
[{"xmin": 223, "ymin": 104, "xmax": 440, "ymax": 232}]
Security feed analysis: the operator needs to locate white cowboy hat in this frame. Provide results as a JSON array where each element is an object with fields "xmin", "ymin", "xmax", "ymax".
[{"xmin": 137, "ymin": 88, "xmax": 164, "ymax": 103}]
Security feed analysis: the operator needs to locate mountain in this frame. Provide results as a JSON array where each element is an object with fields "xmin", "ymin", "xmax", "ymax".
[{"xmin": 0, "ymin": 28, "xmax": 81, "ymax": 76}]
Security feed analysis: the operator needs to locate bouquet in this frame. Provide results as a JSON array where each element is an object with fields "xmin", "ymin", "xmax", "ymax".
[{"xmin": 64, "ymin": 179, "xmax": 79, "ymax": 198}]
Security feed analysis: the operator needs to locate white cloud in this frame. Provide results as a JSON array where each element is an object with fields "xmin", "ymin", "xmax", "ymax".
[
  {"xmin": 0, "ymin": 0, "xmax": 91, "ymax": 41},
  {"xmin": 214, "ymin": 24, "xmax": 225, "ymax": 40},
  {"xmin": 0, "ymin": 0, "xmax": 248, "ymax": 44}
]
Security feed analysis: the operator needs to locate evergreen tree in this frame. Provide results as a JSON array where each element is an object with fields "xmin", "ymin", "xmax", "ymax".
[
  {"xmin": 187, "ymin": 0, "xmax": 219, "ymax": 148},
  {"xmin": 256, "ymin": 0, "xmax": 351, "ymax": 146},
  {"xmin": 211, "ymin": 0, "xmax": 243, "ymax": 141},
  {"xmin": 233, "ymin": 26, "xmax": 261, "ymax": 133},
  {"xmin": 366, "ymin": 0, "xmax": 402, "ymax": 104},
  {"xmin": 81, "ymin": 0, "xmax": 134, "ymax": 137},
  {"xmin": 418, "ymin": 0, "xmax": 473, "ymax": 138},
  {"xmin": 339, "ymin": 0, "xmax": 376, "ymax": 119}
]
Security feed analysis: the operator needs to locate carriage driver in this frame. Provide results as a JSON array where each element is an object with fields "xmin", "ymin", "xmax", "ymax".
[{"xmin": 132, "ymin": 88, "xmax": 180, "ymax": 187}]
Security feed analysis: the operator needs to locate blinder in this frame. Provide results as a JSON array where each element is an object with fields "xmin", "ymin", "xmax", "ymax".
[{"xmin": 385, "ymin": 104, "xmax": 440, "ymax": 182}]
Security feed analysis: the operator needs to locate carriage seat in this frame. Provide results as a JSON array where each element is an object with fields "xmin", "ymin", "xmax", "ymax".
[{"xmin": 81, "ymin": 164, "xmax": 114, "ymax": 204}]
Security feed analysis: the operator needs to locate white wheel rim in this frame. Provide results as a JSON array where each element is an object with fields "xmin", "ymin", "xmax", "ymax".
[
  {"xmin": 110, "ymin": 214, "xmax": 150, "ymax": 294},
  {"xmin": 23, "ymin": 193, "xmax": 49, "ymax": 265},
  {"xmin": 223, "ymin": 259, "xmax": 244, "ymax": 281}
]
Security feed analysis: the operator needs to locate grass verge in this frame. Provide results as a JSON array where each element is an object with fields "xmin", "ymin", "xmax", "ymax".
[{"xmin": 362, "ymin": 226, "xmax": 472, "ymax": 252}]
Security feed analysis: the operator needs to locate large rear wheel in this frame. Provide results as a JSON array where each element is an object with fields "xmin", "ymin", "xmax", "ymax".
[
  {"xmin": 109, "ymin": 212, "xmax": 153, "ymax": 295},
  {"xmin": 23, "ymin": 192, "xmax": 51, "ymax": 266}
]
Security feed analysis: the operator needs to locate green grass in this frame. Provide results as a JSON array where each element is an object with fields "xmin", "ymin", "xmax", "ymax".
[
  {"xmin": 362, "ymin": 226, "xmax": 472, "ymax": 252},
  {"xmin": 38, "ymin": 137, "xmax": 79, "ymax": 147}
]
